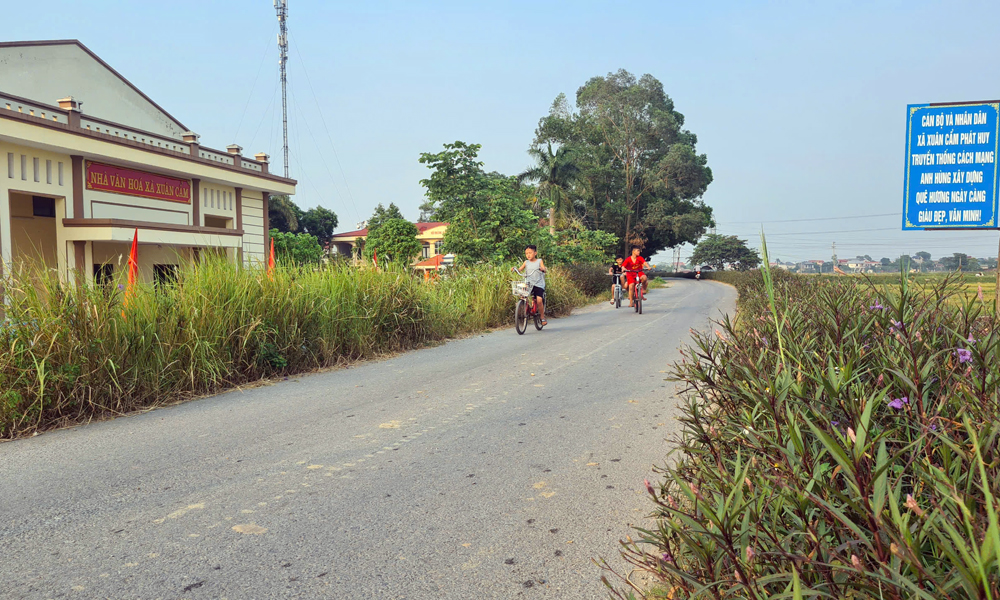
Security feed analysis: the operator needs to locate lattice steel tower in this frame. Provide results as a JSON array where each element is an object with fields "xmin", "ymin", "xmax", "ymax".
[{"xmin": 275, "ymin": 0, "xmax": 289, "ymax": 178}]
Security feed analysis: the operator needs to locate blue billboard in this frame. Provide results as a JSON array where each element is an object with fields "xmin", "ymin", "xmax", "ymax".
[{"xmin": 903, "ymin": 102, "xmax": 1000, "ymax": 230}]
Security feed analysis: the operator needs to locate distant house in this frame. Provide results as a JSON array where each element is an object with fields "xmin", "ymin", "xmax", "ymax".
[
  {"xmin": 329, "ymin": 221, "xmax": 448, "ymax": 264},
  {"xmin": 847, "ymin": 259, "xmax": 880, "ymax": 273},
  {"xmin": 796, "ymin": 260, "xmax": 824, "ymax": 273}
]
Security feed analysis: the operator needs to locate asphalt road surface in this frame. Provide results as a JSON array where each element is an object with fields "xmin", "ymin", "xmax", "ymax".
[{"xmin": 1, "ymin": 280, "xmax": 735, "ymax": 599}]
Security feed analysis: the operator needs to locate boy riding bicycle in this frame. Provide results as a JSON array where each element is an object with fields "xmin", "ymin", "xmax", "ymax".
[
  {"xmin": 514, "ymin": 245, "xmax": 547, "ymax": 327},
  {"xmin": 608, "ymin": 256, "xmax": 624, "ymax": 305},
  {"xmin": 621, "ymin": 246, "xmax": 649, "ymax": 307}
]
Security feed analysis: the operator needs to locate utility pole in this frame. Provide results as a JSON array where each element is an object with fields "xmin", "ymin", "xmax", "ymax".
[{"xmin": 275, "ymin": 0, "xmax": 289, "ymax": 178}]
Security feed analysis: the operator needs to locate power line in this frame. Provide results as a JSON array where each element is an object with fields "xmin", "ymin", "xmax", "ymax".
[
  {"xmin": 247, "ymin": 64, "xmax": 280, "ymax": 152},
  {"xmin": 717, "ymin": 212, "xmax": 899, "ymax": 225},
  {"xmin": 721, "ymin": 227, "xmax": 898, "ymax": 237},
  {"xmin": 291, "ymin": 42, "xmax": 363, "ymax": 224},
  {"xmin": 287, "ymin": 87, "xmax": 361, "ymax": 221},
  {"xmin": 232, "ymin": 25, "xmax": 277, "ymax": 142}
]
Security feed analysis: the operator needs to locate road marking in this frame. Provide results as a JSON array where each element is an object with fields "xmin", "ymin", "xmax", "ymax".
[{"xmin": 232, "ymin": 523, "xmax": 267, "ymax": 535}]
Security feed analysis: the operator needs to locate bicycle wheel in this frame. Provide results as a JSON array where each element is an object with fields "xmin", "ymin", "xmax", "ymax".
[
  {"xmin": 634, "ymin": 292, "xmax": 641, "ymax": 314},
  {"xmin": 615, "ymin": 287, "xmax": 621, "ymax": 309},
  {"xmin": 534, "ymin": 313, "xmax": 543, "ymax": 330},
  {"xmin": 638, "ymin": 293, "xmax": 643, "ymax": 314},
  {"xmin": 515, "ymin": 299, "xmax": 527, "ymax": 335}
]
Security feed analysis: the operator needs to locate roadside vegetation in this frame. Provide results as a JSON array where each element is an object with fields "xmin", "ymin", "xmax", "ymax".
[
  {"xmin": 0, "ymin": 260, "xmax": 606, "ymax": 439},
  {"xmin": 604, "ymin": 268, "xmax": 1000, "ymax": 598}
]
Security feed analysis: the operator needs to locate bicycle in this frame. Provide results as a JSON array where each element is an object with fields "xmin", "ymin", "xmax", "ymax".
[
  {"xmin": 611, "ymin": 273, "xmax": 624, "ymax": 309},
  {"xmin": 510, "ymin": 276, "xmax": 544, "ymax": 335},
  {"xmin": 623, "ymin": 268, "xmax": 646, "ymax": 314}
]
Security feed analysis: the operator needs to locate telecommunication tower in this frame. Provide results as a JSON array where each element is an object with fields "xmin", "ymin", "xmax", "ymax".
[{"xmin": 275, "ymin": 0, "xmax": 289, "ymax": 178}]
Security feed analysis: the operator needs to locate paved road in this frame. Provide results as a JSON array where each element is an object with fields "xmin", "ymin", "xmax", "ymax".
[{"xmin": 1, "ymin": 280, "xmax": 735, "ymax": 599}]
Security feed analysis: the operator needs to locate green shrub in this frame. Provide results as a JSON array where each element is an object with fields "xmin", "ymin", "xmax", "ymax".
[
  {"xmin": 269, "ymin": 229, "xmax": 323, "ymax": 265},
  {"xmin": 604, "ymin": 270, "xmax": 1000, "ymax": 599},
  {"xmin": 561, "ymin": 263, "xmax": 615, "ymax": 298}
]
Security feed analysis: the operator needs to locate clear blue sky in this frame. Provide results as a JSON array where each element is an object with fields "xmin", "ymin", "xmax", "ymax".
[{"xmin": 8, "ymin": 0, "xmax": 1000, "ymax": 263}]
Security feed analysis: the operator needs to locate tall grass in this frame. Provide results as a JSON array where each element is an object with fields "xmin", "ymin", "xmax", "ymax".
[
  {"xmin": 0, "ymin": 260, "xmax": 589, "ymax": 438},
  {"xmin": 603, "ymin": 270, "xmax": 1000, "ymax": 599}
]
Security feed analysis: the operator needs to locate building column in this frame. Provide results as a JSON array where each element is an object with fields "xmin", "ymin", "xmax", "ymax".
[
  {"xmin": 191, "ymin": 177, "xmax": 201, "ymax": 227},
  {"xmin": 234, "ymin": 187, "xmax": 243, "ymax": 266},
  {"xmin": 262, "ymin": 192, "xmax": 270, "ymax": 253},
  {"xmin": 70, "ymin": 155, "xmax": 84, "ymax": 219}
]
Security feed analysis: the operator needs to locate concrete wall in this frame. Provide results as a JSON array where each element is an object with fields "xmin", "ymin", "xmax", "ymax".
[
  {"xmin": 0, "ymin": 140, "xmax": 72, "ymax": 273},
  {"xmin": 200, "ymin": 182, "xmax": 236, "ymax": 227},
  {"xmin": 92, "ymin": 241, "xmax": 191, "ymax": 285},
  {"xmin": 241, "ymin": 190, "xmax": 265, "ymax": 266},
  {"xmin": 87, "ymin": 188, "xmax": 191, "ymax": 224},
  {"xmin": 8, "ymin": 192, "xmax": 58, "ymax": 271},
  {"xmin": 0, "ymin": 43, "xmax": 186, "ymax": 139}
]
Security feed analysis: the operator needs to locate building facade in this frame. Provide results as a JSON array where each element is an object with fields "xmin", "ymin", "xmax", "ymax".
[
  {"xmin": 0, "ymin": 40, "xmax": 296, "ymax": 286},
  {"xmin": 330, "ymin": 221, "xmax": 448, "ymax": 262}
]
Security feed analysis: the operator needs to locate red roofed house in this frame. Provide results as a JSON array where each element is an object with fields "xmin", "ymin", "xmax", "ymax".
[{"xmin": 329, "ymin": 221, "xmax": 448, "ymax": 267}]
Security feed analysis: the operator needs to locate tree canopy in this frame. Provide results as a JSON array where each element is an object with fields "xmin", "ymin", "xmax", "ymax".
[
  {"xmin": 420, "ymin": 142, "xmax": 544, "ymax": 265},
  {"xmin": 268, "ymin": 195, "xmax": 300, "ymax": 233},
  {"xmin": 363, "ymin": 218, "xmax": 421, "ymax": 264},
  {"xmin": 269, "ymin": 229, "xmax": 323, "ymax": 265},
  {"xmin": 532, "ymin": 70, "xmax": 714, "ymax": 255},
  {"xmin": 368, "ymin": 203, "xmax": 406, "ymax": 232},
  {"xmin": 298, "ymin": 206, "xmax": 338, "ymax": 250},
  {"xmin": 690, "ymin": 234, "xmax": 761, "ymax": 271},
  {"xmin": 940, "ymin": 252, "xmax": 980, "ymax": 272},
  {"xmin": 267, "ymin": 196, "xmax": 338, "ymax": 254}
]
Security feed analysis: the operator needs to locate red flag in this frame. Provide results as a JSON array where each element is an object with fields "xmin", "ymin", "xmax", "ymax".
[
  {"xmin": 127, "ymin": 229, "xmax": 138, "ymax": 289},
  {"xmin": 372, "ymin": 249, "xmax": 378, "ymax": 268},
  {"xmin": 122, "ymin": 229, "xmax": 138, "ymax": 317},
  {"xmin": 267, "ymin": 237, "xmax": 276, "ymax": 273}
]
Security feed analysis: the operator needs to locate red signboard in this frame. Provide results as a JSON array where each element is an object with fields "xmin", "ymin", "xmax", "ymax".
[{"xmin": 85, "ymin": 161, "xmax": 191, "ymax": 204}]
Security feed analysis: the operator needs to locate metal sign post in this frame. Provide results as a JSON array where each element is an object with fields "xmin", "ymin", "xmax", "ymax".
[{"xmin": 903, "ymin": 101, "xmax": 1000, "ymax": 315}]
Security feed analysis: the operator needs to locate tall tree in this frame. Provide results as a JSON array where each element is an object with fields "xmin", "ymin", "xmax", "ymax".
[
  {"xmin": 367, "ymin": 203, "xmax": 406, "ymax": 232},
  {"xmin": 363, "ymin": 218, "xmax": 421, "ymax": 263},
  {"xmin": 690, "ymin": 234, "xmax": 761, "ymax": 271},
  {"xmin": 268, "ymin": 195, "xmax": 302, "ymax": 233},
  {"xmin": 299, "ymin": 206, "xmax": 338, "ymax": 250},
  {"xmin": 516, "ymin": 142, "xmax": 581, "ymax": 233},
  {"xmin": 419, "ymin": 142, "xmax": 541, "ymax": 265},
  {"xmin": 418, "ymin": 142, "xmax": 488, "ymax": 223},
  {"xmin": 533, "ymin": 71, "xmax": 714, "ymax": 254},
  {"xmin": 940, "ymin": 252, "xmax": 978, "ymax": 271}
]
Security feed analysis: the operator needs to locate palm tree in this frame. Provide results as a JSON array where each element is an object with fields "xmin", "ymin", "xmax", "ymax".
[{"xmin": 517, "ymin": 143, "xmax": 581, "ymax": 234}]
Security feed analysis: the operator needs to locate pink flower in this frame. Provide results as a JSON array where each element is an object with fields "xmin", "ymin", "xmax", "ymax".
[
  {"xmin": 746, "ymin": 546, "xmax": 756, "ymax": 562},
  {"xmin": 888, "ymin": 396, "xmax": 908, "ymax": 410},
  {"xmin": 851, "ymin": 554, "xmax": 862, "ymax": 570},
  {"xmin": 847, "ymin": 427, "xmax": 856, "ymax": 443},
  {"xmin": 645, "ymin": 479, "xmax": 655, "ymax": 495}
]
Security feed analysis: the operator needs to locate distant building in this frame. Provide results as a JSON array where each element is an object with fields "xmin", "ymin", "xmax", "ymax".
[
  {"xmin": 0, "ymin": 40, "xmax": 295, "ymax": 285},
  {"xmin": 847, "ymin": 259, "xmax": 880, "ymax": 273},
  {"xmin": 796, "ymin": 260, "xmax": 824, "ymax": 273},
  {"xmin": 330, "ymin": 221, "xmax": 448, "ymax": 264}
]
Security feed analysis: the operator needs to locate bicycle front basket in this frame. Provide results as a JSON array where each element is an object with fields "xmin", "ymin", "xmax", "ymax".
[{"xmin": 511, "ymin": 281, "xmax": 530, "ymax": 297}]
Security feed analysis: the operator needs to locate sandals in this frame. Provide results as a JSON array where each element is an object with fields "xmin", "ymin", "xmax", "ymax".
[{"xmin": 541, "ymin": 320, "xmax": 548, "ymax": 327}]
